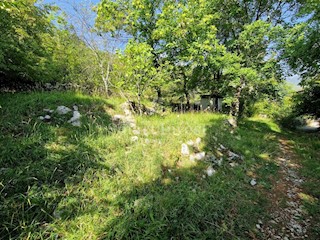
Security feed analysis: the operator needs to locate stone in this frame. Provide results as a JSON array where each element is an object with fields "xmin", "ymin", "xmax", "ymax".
[
  {"xmin": 206, "ymin": 166, "xmax": 216, "ymax": 177},
  {"xmin": 228, "ymin": 150, "xmax": 240, "ymax": 160},
  {"xmin": 73, "ymin": 105, "xmax": 79, "ymax": 111},
  {"xmin": 181, "ymin": 143, "xmax": 189, "ymax": 156},
  {"xmin": 195, "ymin": 137, "xmax": 201, "ymax": 145},
  {"xmin": 189, "ymin": 154, "xmax": 196, "ymax": 161},
  {"xmin": 43, "ymin": 108, "xmax": 54, "ymax": 113},
  {"xmin": 229, "ymin": 162, "xmax": 238, "ymax": 167},
  {"xmin": 68, "ymin": 111, "xmax": 81, "ymax": 126},
  {"xmin": 250, "ymin": 179, "xmax": 257, "ymax": 186},
  {"xmin": 56, "ymin": 106, "xmax": 71, "ymax": 115},
  {"xmin": 195, "ymin": 152, "xmax": 206, "ymax": 160},
  {"xmin": 219, "ymin": 144, "xmax": 226, "ymax": 150},
  {"xmin": 44, "ymin": 115, "xmax": 51, "ymax": 120},
  {"xmin": 39, "ymin": 116, "xmax": 44, "ymax": 120},
  {"xmin": 71, "ymin": 120, "xmax": 81, "ymax": 127},
  {"xmin": 131, "ymin": 136, "xmax": 139, "ymax": 142},
  {"xmin": 256, "ymin": 224, "xmax": 261, "ymax": 230}
]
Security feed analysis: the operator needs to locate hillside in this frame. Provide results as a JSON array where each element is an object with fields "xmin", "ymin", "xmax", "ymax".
[{"xmin": 0, "ymin": 92, "xmax": 319, "ymax": 239}]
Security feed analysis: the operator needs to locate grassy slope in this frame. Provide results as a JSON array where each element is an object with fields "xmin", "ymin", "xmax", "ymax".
[{"xmin": 0, "ymin": 92, "xmax": 319, "ymax": 239}]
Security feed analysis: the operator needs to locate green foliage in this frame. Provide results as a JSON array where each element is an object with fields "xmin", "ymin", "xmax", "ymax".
[{"xmin": 0, "ymin": 0, "xmax": 53, "ymax": 82}]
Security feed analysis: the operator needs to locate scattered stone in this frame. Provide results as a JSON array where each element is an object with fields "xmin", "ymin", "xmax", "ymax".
[
  {"xmin": 181, "ymin": 143, "xmax": 189, "ymax": 156},
  {"xmin": 195, "ymin": 137, "xmax": 201, "ymax": 145},
  {"xmin": 256, "ymin": 224, "xmax": 261, "ymax": 230},
  {"xmin": 206, "ymin": 166, "xmax": 216, "ymax": 177},
  {"xmin": 39, "ymin": 116, "xmax": 44, "ymax": 120},
  {"xmin": 73, "ymin": 105, "xmax": 78, "ymax": 111},
  {"xmin": 229, "ymin": 162, "xmax": 238, "ymax": 167},
  {"xmin": 250, "ymin": 179, "xmax": 257, "ymax": 186},
  {"xmin": 68, "ymin": 111, "xmax": 81, "ymax": 126},
  {"xmin": 227, "ymin": 150, "xmax": 241, "ymax": 160},
  {"xmin": 202, "ymin": 175, "xmax": 206, "ymax": 179},
  {"xmin": 56, "ymin": 106, "xmax": 71, "ymax": 115},
  {"xmin": 219, "ymin": 144, "xmax": 226, "ymax": 150},
  {"xmin": 71, "ymin": 120, "xmax": 81, "ymax": 127},
  {"xmin": 131, "ymin": 136, "xmax": 139, "ymax": 142},
  {"xmin": 43, "ymin": 108, "xmax": 54, "ymax": 113},
  {"xmin": 195, "ymin": 152, "xmax": 206, "ymax": 160},
  {"xmin": 44, "ymin": 115, "xmax": 51, "ymax": 120}
]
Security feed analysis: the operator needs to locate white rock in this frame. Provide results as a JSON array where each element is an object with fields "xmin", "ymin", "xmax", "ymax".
[
  {"xmin": 73, "ymin": 105, "xmax": 78, "ymax": 111},
  {"xmin": 43, "ymin": 108, "xmax": 54, "ymax": 113},
  {"xmin": 189, "ymin": 154, "xmax": 196, "ymax": 161},
  {"xmin": 39, "ymin": 116, "xmax": 44, "ymax": 120},
  {"xmin": 181, "ymin": 143, "xmax": 189, "ymax": 156},
  {"xmin": 71, "ymin": 120, "xmax": 80, "ymax": 127},
  {"xmin": 256, "ymin": 224, "xmax": 261, "ymax": 229},
  {"xmin": 113, "ymin": 114, "xmax": 124, "ymax": 121},
  {"xmin": 195, "ymin": 137, "xmax": 201, "ymax": 145},
  {"xmin": 250, "ymin": 179, "xmax": 257, "ymax": 186},
  {"xmin": 219, "ymin": 144, "xmax": 226, "ymax": 150},
  {"xmin": 229, "ymin": 162, "xmax": 238, "ymax": 167},
  {"xmin": 228, "ymin": 150, "xmax": 240, "ymax": 160},
  {"xmin": 68, "ymin": 111, "xmax": 81, "ymax": 125},
  {"xmin": 56, "ymin": 106, "xmax": 71, "ymax": 115},
  {"xmin": 195, "ymin": 152, "xmax": 206, "ymax": 160},
  {"xmin": 206, "ymin": 166, "xmax": 216, "ymax": 177},
  {"xmin": 131, "ymin": 136, "xmax": 139, "ymax": 142},
  {"xmin": 44, "ymin": 115, "xmax": 51, "ymax": 120}
]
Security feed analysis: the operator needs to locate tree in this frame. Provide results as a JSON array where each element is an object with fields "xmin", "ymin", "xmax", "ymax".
[
  {"xmin": 0, "ymin": 0, "xmax": 54, "ymax": 83},
  {"xmin": 114, "ymin": 41, "xmax": 169, "ymax": 114},
  {"xmin": 281, "ymin": 0, "xmax": 320, "ymax": 117}
]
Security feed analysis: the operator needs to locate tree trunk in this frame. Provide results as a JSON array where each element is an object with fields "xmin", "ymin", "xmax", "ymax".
[
  {"xmin": 183, "ymin": 79, "xmax": 190, "ymax": 110},
  {"xmin": 231, "ymin": 77, "xmax": 245, "ymax": 120},
  {"xmin": 156, "ymin": 87, "xmax": 162, "ymax": 103}
]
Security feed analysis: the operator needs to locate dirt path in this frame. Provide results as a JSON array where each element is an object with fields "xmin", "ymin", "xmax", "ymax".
[{"xmin": 259, "ymin": 138, "xmax": 311, "ymax": 239}]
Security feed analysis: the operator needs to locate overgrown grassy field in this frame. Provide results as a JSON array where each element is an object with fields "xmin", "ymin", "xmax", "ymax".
[{"xmin": 0, "ymin": 92, "xmax": 319, "ymax": 239}]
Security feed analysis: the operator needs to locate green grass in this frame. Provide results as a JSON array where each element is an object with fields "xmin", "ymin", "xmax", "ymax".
[{"xmin": 0, "ymin": 91, "xmax": 319, "ymax": 239}]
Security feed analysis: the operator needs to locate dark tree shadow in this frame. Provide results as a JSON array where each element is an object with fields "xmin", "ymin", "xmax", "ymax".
[{"xmin": 0, "ymin": 92, "xmax": 119, "ymax": 239}]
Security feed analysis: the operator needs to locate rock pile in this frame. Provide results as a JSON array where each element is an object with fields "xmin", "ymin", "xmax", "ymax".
[
  {"xmin": 38, "ymin": 105, "xmax": 82, "ymax": 127},
  {"xmin": 181, "ymin": 137, "xmax": 244, "ymax": 177}
]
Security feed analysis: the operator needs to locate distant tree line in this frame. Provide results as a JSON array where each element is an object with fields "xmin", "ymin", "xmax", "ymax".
[{"xmin": 0, "ymin": 0, "xmax": 319, "ymax": 118}]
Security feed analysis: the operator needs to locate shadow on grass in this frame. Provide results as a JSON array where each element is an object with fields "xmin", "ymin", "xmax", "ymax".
[{"xmin": 0, "ymin": 92, "xmax": 118, "ymax": 239}]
